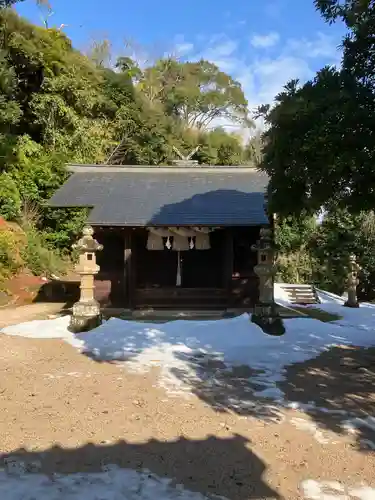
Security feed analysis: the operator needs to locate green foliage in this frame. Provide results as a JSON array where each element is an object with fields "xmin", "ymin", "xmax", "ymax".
[
  {"xmin": 259, "ymin": 0, "xmax": 375, "ymax": 216},
  {"xmin": 0, "ymin": 229, "xmax": 21, "ymax": 277},
  {"xmin": 274, "ymin": 207, "xmax": 375, "ymax": 301},
  {"xmin": 139, "ymin": 58, "xmax": 252, "ymax": 130},
  {"xmin": 259, "ymin": 69, "xmax": 373, "ymax": 215},
  {"xmin": 41, "ymin": 207, "xmax": 88, "ymax": 249},
  {"xmin": 20, "ymin": 224, "xmax": 66, "ymax": 276},
  {"xmin": 193, "ymin": 128, "xmax": 244, "ymax": 165},
  {"xmin": 311, "ymin": 208, "xmax": 375, "ymax": 299},
  {"xmin": 0, "ymin": 0, "xmax": 23, "ymax": 7},
  {"xmin": 262, "ymin": 1, "xmax": 375, "ymax": 296},
  {"xmin": 275, "ymin": 215, "xmax": 318, "ymax": 284},
  {"xmin": 0, "ymin": 9, "xmax": 257, "ymax": 282},
  {"xmin": 0, "ymin": 172, "xmax": 22, "ymax": 219}
]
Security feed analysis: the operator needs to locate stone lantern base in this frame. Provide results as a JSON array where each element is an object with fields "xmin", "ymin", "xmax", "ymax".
[
  {"xmin": 69, "ymin": 300, "xmax": 102, "ymax": 333},
  {"xmin": 251, "ymin": 304, "xmax": 285, "ymax": 336},
  {"xmin": 344, "ymin": 299, "xmax": 360, "ymax": 308}
]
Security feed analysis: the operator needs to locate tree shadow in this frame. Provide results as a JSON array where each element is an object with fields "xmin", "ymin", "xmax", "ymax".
[
  {"xmin": 0, "ymin": 435, "xmax": 281, "ymax": 500},
  {"xmin": 168, "ymin": 346, "xmax": 375, "ymax": 451},
  {"xmin": 76, "ymin": 311, "xmax": 375, "ymax": 452},
  {"xmin": 32, "ymin": 273, "xmax": 123, "ymax": 309},
  {"xmin": 279, "ymin": 345, "xmax": 375, "ymax": 451},
  {"xmin": 169, "ymin": 353, "xmax": 284, "ymax": 423},
  {"xmin": 33, "ymin": 278, "xmax": 78, "ymax": 308},
  {"xmin": 146, "ymin": 189, "xmax": 267, "ymax": 226}
]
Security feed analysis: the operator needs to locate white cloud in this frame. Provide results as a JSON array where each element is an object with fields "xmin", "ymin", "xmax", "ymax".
[
  {"xmin": 250, "ymin": 32, "xmax": 280, "ymax": 48},
  {"xmin": 199, "ymin": 36, "xmax": 238, "ymax": 60},
  {"xmin": 286, "ymin": 32, "xmax": 340, "ymax": 60},
  {"xmin": 174, "ymin": 42, "xmax": 194, "ymax": 57}
]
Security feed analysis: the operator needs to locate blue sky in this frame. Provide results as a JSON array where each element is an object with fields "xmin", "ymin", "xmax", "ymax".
[{"xmin": 17, "ymin": 0, "xmax": 346, "ymax": 126}]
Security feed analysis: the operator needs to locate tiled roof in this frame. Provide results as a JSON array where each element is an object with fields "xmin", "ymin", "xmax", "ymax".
[{"xmin": 49, "ymin": 165, "xmax": 269, "ymax": 226}]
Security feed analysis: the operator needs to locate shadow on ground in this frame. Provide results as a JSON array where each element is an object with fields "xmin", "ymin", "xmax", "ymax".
[
  {"xmin": 168, "ymin": 347, "xmax": 375, "ymax": 451},
  {"xmin": 0, "ymin": 435, "xmax": 280, "ymax": 500},
  {"xmin": 33, "ymin": 279, "xmax": 78, "ymax": 308},
  {"xmin": 170, "ymin": 354, "xmax": 283, "ymax": 422},
  {"xmin": 280, "ymin": 345, "xmax": 375, "ymax": 451}
]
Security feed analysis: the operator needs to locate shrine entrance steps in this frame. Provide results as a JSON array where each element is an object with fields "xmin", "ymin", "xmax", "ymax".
[{"xmin": 279, "ymin": 284, "xmax": 320, "ymax": 305}]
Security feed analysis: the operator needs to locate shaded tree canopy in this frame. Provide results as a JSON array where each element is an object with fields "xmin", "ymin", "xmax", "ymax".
[{"xmin": 260, "ymin": 0, "xmax": 375, "ymax": 216}]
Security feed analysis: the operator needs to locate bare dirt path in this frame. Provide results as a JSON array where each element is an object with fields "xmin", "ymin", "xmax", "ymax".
[
  {"xmin": 0, "ymin": 332, "xmax": 374, "ymax": 500},
  {"xmin": 0, "ymin": 303, "xmax": 65, "ymax": 328}
]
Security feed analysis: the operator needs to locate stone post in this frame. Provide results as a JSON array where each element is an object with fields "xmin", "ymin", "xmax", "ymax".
[
  {"xmin": 69, "ymin": 226, "xmax": 103, "ymax": 333},
  {"xmin": 344, "ymin": 254, "xmax": 361, "ymax": 308},
  {"xmin": 251, "ymin": 227, "xmax": 285, "ymax": 335}
]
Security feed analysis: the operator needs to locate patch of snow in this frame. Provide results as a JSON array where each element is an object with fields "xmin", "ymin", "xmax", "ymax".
[
  {"xmin": 290, "ymin": 418, "xmax": 335, "ymax": 445},
  {"xmin": 253, "ymin": 386, "xmax": 284, "ymax": 400},
  {"xmin": 273, "ymin": 283, "xmax": 292, "ymax": 307},
  {"xmin": 360, "ymin": 439, "xmax": 375, "ymax": 451},
  {"xmin": 315, "ymin": 289, "xmax": 346, "ymax": 305},
  {"xmin": 301, "ymin": 479, "xmax": 375, "ymax": 500},
  {"xmin": 2, "ymin": 305, "xmax": 375, "ymax": 401},
  {"xmin": 341, "ymin": 416, "xmax": 375, "ymax": 448},
  {"xmin": 1, "ymin": 315, "xmax": 78, "ymax": 342},
  {"xmin": 343, "ymin": 416, "xmax": 375, "ymax": 433},
  {"xmin": 276, "ymin": 283, "xmax": 375, "ymax": 339},
  {"xmin": 0, "ymin": 463, "xmax": 217, "ymax": 500}
]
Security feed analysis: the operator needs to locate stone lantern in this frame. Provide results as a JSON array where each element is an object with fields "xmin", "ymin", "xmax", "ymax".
[
  {"xmin": 69, "ymin": 226, "xmax": 103, "ymax": 333},
  {"xmin": 344, "ymin": 254, "xmax": 361, "ymax": 308},
  {"xmin": 251, "ymin": 227, "xmax": 284, "ymax": 335}
]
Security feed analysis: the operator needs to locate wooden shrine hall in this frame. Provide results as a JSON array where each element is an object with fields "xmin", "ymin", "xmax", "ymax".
[{"xmin": 49, "ymin": 164, "xmax": 270, "ymax": 311}]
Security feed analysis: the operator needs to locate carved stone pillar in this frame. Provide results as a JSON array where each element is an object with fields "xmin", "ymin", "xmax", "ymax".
[
  {"xmin": 251, "ymin": 227, "xmax": 285, "ymax": 335},
  {"xmin": 69, "ymin": 226, "xmax": 103, "ymax": 333},
  {"xmin": 344, "ymin": 254, "xmax": 360, "ymax": 308}
]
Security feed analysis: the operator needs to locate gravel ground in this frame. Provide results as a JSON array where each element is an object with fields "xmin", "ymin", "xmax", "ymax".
[{"xmin": 0, "ymin": 331, "xmax": 374, "ymax": 500}]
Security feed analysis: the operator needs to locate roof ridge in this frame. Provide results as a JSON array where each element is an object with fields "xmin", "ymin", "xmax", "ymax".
[{"xmin": 67, "ymin": 164, "xmax": 266, "ymax": 174}]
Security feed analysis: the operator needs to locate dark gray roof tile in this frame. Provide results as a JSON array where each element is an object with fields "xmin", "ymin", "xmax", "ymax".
[{"xmin": 49, "ymin": 165, "xmax": 269, "ymax": 226}]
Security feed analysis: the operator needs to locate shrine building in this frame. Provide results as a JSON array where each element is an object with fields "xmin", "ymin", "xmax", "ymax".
[{"xmin": 49, "ymin": 163, "xmax": 270, "ymax": 311}]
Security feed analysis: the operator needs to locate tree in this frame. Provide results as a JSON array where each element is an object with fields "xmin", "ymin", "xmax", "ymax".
[
  {"xmin": 244, "ymin": 131, "xmax": 263, "ymax": 166},
  {"xmin": 315, "ymin": 0, "xmax": 373, "ymax": 26},
  {"xmin": 87, "ymin": 39, "xmax": 112, "ymax": 68},
  {"xmin": 308, "ymin": 205, "xmax": 375, "ymax": 299},
  {"xmin": 258, "ymin": 0, "xmax": 375, "ymax": 216},
  {"xmin": 0, "ymin": 0, "xmax": 50, "ymax": 9},
  {"xmin": 139, "ymin": 59, "xmax": 251, "ymax": 130},
  {"xmin": 0, "ymin": 8, "xmax": 253, "ymax": 253},
  {"xmin": 0, "ymin": 0, "xmax": 23, "ymax": 6},
  {"xmin": 275, "ymin": 214, "xmax": 318, "ymax": 283}
]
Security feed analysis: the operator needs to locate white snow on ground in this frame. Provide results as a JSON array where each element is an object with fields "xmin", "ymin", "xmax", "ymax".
[
  {"xmin": 0, "ymin": 462, "xmax": 215, "ymax": 500},
  {"xmin": 290, "ymin": 417, "xmax": 337, "ymax": 445},
  {"xmin": 301, "ymin": 479, "xmax": 375, "ymax": 500},
  {"xmin": 2, "ymin": 288, "xmax": 375, "ymax": 400},
  {"xmin": 275, "ymin": 283, "xmax": 375, "ymax": 333},
  {"xmin": 2, "ymin": 291, "xmax": 375, "ymax": 497},
  {"xmin": 2, "ymin": 457, "xmax": 374, "ymax": 500}
]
